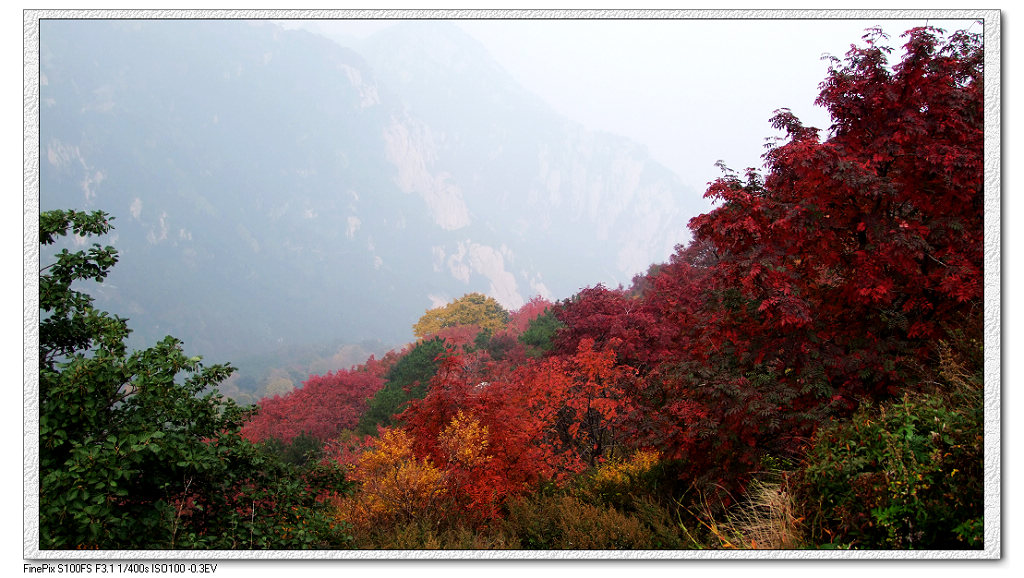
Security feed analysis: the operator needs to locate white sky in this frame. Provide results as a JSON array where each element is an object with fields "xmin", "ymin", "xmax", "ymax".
[
  {"xmin": 300, "ymin": 16, "xmax": 981, "ymax": 193},
  {"xmin": 461, "ymin": 18, "xmax": 983, "ymax": 192}
]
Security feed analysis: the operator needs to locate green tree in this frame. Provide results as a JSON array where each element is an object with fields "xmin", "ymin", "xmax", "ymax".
[
  {"xmin": 37, "ymin": 209, "xmax": 349, "ymax": 549},
  {"xmin": 518, "ymin": 308, "xmax": 564, "ymax": 357},
  {"xmin": 412, "ymin": 292, "xmax": 510, "ymax": 339},
  {"xmin": 356, "ymin": 337, "xmax": 449, "ymax": 436},
  {"xmin": 260, "ymin": 432, "xmax": 325, "ymax": 467}
]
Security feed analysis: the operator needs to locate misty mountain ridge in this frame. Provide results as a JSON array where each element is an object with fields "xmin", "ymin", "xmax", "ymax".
[{"xmin": 38, "ymin": 19, "xmax": 704, "ymax": 384}]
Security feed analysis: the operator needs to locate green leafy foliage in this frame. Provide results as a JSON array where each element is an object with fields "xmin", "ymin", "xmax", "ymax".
[
  {"xmin": 259, "ymin": 433, "xmax": 325, "ymax": 467},
  {"xmin": 795, "ymin": 371, "xmax": 983, "ymax": 549},
  {"xmin": 38, "ymin": 209, "xmax": 351, "ymax": 549},
  {"xmin": 158, "ymin": 443, "xmax": 353, "ymax": 549},
  {"xmin": 355, "ymin": 337, "xmax": 449, "ymax": 435},
  {"xmin": 517, "ymin": 307, "xmax": 564, "ymax": 357},
  {"xmin": 39, "ymin": 210, "xmax": 125, "ymax": 369}
]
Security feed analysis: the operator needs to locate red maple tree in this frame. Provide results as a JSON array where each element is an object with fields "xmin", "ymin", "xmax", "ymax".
[{"xmin": 658, "ymin": 26, "xmax": 984, "ymax": 482}]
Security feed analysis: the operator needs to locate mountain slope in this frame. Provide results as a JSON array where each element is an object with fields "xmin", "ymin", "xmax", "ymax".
[{"xmin": 38, "ymin": 19, "xmax": 702, "ymax": 366}]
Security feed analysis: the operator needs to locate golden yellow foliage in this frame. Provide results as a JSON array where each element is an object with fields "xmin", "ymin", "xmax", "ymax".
[
  {"xmin": 412, "ymin": 293, "xmax": 509, "ymax": 339},
  {"xmin": 439, "ymin": 411, "xmax": 491, "ymax": 469},
  {"xmin": 592, "ymin": 449, "xmax": 660, "ymax": 487},
  {"xmin": 336, "ymin": 428, "xmax": 447, "ymax": 530},
  {"xmin": 336, "ymin": 412, "xmax": 506, "ymax": 537}
]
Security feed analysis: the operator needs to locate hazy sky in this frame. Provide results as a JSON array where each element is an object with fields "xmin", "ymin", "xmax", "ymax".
[{"xmin": 295, "ymin": 16, "xmax": 982, "ymax": 194}]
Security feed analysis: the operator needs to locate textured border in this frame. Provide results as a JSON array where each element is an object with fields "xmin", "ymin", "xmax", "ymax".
[{"xmin": 23, "ymin": 7, "xmax": 1002, "ymax": 562}]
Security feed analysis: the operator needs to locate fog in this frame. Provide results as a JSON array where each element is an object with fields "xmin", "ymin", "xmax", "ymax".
[
  {"xmin": 297, "ymin": 17, "xmax": 981, "ymax": 191},
  {"xmin": 29, "ymin": 13, "xmax": 988, "ymax": 401}
]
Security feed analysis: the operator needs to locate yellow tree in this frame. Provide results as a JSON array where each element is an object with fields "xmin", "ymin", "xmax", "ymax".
[
  {"xmin": 335, "ymin": 428, "xmax": 446, "ymax": 531},
  {"xmin": 412, "ymin": 292, "xmax": 509, "ymax": 339}
]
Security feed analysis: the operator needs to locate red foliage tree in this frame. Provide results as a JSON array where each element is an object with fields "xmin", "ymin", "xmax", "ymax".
[
  {"xmin": 399, "ymin": 335, "xmax": 645, "ymax": 515},
  {"xmin": 551, "ymin": 285, "xmax": 675, "ymax": 374},
  {"xmin": 532, "ymin": 338, "xmax": 641, "ymax": 467},
  {"xmin": 506, "ymin": 296, "xmax": 554, "ymax": 335},
  {"xmin": 656, "ymin": 26, "xmax": 984, "ymax": 482},
  {"xmin": 242, "ymin": 357, "xmax": 388, "ymax": 444},
  {"xmin": 388, "ymin": 354, "xmax": 546, "ymax": 519},
  {"xmin": 431, "ymin": 323, "xmax": 484, "ymax": 349},
  {"xmin": 696, "ymin": 27, "xmax": 980, "ymax": 388}
]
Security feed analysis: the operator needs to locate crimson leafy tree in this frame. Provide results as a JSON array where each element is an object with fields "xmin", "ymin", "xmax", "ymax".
[
  {"xmin": 551, "ymin": 285, "xmax": 675, "ymax": 375},
  {"xmin": 663, "ymin": 26, "xmax": 984, "ymax": 481},
  {"xmin": 241, "ymin": 359, "xmax": 387, "ymax": 445}
]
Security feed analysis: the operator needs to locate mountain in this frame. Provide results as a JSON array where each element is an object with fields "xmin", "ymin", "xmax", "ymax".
[{"xmin": 37, "ymin": 19, "xmax": 704, "ymax": 369}]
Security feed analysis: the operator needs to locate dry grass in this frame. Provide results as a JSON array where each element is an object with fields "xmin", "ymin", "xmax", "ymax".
[
  {"xmin": 720, "ymin": 478, "xmax": 803, "ymax": 549},
  {"xmin": 677, "ymin": 476, "xmax": 804, "ymax": 550}
]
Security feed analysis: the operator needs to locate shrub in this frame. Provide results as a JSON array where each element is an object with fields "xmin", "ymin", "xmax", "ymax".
[
  {"xmin": 795, "ymin": 365, "xmax": 983, "ymax": 549},
  {"xmin": 581, "ymin": 449, "xmax": 662, "ymax": 510},
  {"xmin": 501, "ymin": 492, "xmax": 683, "ymax": 549},
  {"xmin": 365, "ymin": 517, "xmax": 520, "ymax": 550}
]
